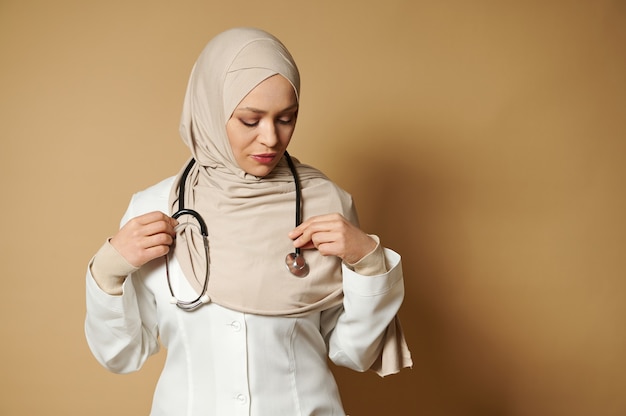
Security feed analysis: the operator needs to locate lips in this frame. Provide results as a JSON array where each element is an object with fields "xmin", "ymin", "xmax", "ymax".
[{"xmin": 251, "ymin": 153, "xmax": 277, "ymax": 164}]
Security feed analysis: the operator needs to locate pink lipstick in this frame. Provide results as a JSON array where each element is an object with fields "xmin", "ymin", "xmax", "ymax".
[{"xmin": 252, "ymin": 153, "xmax": 277, "ymax": 164}]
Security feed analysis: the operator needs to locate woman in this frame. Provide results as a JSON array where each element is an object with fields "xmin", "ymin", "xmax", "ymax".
[{"xmin": 85, "ymin": 27, "xmax": 411, "ymax": 415}]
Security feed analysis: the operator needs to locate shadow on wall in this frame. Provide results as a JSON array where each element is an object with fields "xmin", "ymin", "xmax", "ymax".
[{"xmin": 328, "ymin": 126, "xmax": 514, "ymax": 416}]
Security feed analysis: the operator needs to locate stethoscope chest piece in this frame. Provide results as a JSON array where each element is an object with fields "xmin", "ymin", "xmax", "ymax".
[{"xmin": 285, "ymin": 252, "xmax": 309, "ymax": 278}]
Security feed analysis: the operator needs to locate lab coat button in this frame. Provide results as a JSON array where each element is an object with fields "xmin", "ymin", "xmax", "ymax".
[
  {"xmin": 230, "ymin": 321, "xmax": 241, "ymax": 331},
  {"xmin": 236, "ymin": 393, "xmax": 248, "ymax": 404}
]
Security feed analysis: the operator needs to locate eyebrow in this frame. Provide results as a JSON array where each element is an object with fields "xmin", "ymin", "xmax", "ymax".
[{"xmin": 236, "ymin": 103, "xmax": 299, "ymax": 114}]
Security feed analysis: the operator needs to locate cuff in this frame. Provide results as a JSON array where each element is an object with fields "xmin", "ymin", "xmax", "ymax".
[
  {"xmin": 89, "ymin": 239, "xmax": 138, "ymax": 295},
  {"xmin": 346, "ymin": 234, "xmax": 388, "ymax": 276}
]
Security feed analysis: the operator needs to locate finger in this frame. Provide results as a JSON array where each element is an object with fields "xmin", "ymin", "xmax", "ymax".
[
  {"xmin": 129, "ymin": 233, "xmax": 176, "ymax": 265},
  {"xmin": 297, "ymin": 241, "xmax": 316, "ymax": 250},
  {"xmin": 288, "ymin": 213, "xmax": 338, "ymax": 238},
  {"xmin": 133, "ymin": 211, "xmax": 169, "ymax": 224},
  {"xmin": 314, "ymin": 240, "xmax": 343, "ymax": 257},
  {"xmin": 142, "ymin": 232, "xmax": 175, "ymax": 250},
  {"xmin": 142, "ymin": 218, "xmax": 177, "ymax": 237},
  {"xmin": 290, "ymin": 216, "xmax": 336, "ymax": 238},
  {"xmin": 134, "ymin": 212, "xmax": 179, "ymax": 232},
  {"xmin": 294, "ymin": 227, "xmax": 342, "ymax": 252},
  {"xmin": 292, "ymin": 219, "xmax": 344, "ymax": 248},
  {"xmin": 302, "ymin": 236, "xmax": 346, "ymax": 258},
  {"xmin": 169, "ymin": 215, "xmax": 179, "ymax": 228},
  {"xmin": 142, "ymin": 244, "xmax": 173, "ymax": 263}
]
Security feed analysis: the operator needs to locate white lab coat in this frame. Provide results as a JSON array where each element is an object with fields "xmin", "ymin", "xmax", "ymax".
[{"xmin": 85, "ymin": 177, "xmax": 405, "ymax": 416}]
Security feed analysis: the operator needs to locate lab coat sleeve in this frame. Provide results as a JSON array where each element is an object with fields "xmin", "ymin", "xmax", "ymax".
[
  {"xmin": 84, "ymin": 191, "xmax": 162, "ymax": 374},
  {"xmin": 84, "ymin": 266, "xmax": 160, "ymax": 374},
  {"xmin": 321, "ymin": 248, "xmax": 404, "ymax": 372}
]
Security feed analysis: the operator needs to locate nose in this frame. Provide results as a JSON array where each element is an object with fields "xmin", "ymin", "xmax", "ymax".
[{"xmin": 258, "ymin": 120, "xmax": 278, "ymax": 148}]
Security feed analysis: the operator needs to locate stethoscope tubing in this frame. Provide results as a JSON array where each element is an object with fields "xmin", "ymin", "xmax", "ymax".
[{"xmin": 284, "ymin": 152, "xmax": 302, "ymax": 257}]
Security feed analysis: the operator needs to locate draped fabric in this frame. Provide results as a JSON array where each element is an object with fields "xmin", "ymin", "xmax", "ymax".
[{"xmin": 169, "ymin": 27, "xmax": 351, "ymax": 315}]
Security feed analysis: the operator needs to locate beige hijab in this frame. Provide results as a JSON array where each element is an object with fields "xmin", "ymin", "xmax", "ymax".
[
  {"xmin": 170, "ymin": 27, "xmax": 412, "ymax": 375},
  {"xmin": 170, "ymin": 27, "xmax": 350, "ymax": 316}
]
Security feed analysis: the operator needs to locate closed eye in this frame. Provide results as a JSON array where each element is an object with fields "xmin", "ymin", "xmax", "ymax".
[{"xmin": 240, "ymin": 119, "xmax": 259, "ymax": 127}]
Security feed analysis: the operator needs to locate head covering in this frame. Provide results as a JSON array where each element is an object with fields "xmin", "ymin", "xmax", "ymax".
[
  {"xmin": 179, "ymin": 27, "xmax": 301, "ymax": 177},
  {"xmin": 170, "ymin": 27, "xmax": 349, "ymax": 315}
]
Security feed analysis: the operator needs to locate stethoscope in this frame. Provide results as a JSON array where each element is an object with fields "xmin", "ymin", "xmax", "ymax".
[{"xmin": 165, "ymin": 151, "xmax": 308, "ymax": 311}]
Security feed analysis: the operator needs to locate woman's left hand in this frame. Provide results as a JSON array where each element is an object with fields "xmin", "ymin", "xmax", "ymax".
[{"xmin": 288, "ymin": 213, "xmax": 377, "ymax": 264}]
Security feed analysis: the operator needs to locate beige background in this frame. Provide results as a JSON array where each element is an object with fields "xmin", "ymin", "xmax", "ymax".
[{"xmin": 1, "ymin": 0, "xmax": 625, "ymax": 415}]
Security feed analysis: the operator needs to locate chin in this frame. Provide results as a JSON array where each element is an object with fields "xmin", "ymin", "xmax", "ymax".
[{"xmin": 246, "ymin": 165, "xmax": 274, "ymax": 178}]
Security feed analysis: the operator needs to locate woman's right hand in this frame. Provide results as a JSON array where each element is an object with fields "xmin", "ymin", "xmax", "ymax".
[{"xmin": 110, "ymin": 211, "xmax": 179, "ymax": 268}]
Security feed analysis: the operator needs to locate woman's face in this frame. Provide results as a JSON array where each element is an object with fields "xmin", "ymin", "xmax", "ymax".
[{"xmin": 226, "ymin": 74, "xmax": 298, "ymax": 177}]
